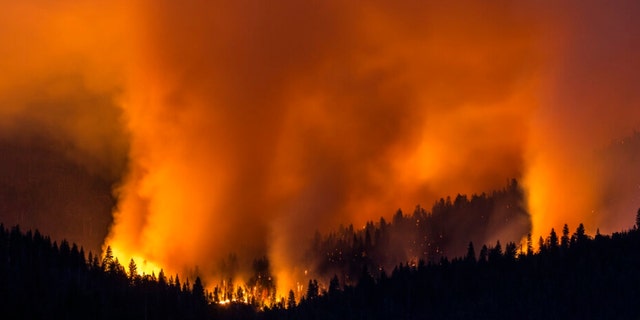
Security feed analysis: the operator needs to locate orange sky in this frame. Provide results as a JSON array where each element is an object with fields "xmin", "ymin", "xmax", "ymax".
[{"xmin": 1, "ymin": 0, "xmax": 639, "ymax": 296}]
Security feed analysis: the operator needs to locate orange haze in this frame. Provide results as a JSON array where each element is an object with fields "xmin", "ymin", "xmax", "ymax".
[{"xmin": 1, "ymin": 0, "xmax": 640, "ymax": 296}]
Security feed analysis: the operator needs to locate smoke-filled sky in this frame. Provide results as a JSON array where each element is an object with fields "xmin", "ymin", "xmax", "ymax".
[{"xmin": 1, "ymin": 0, "xmax": 639, "ymax": 294}]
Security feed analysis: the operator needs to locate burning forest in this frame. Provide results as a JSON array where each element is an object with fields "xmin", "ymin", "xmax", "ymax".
[{"xmin": 1, "ymin": 0, "xmax": 640, "ymax": 316}]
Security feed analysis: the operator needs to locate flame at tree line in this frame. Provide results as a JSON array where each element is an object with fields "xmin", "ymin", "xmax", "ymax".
[
  {"xmin": 117, "ymin": 180, "xmax": 529, "ymax": 305},
  {"xmin": 0, "ymin": 0, "xmax": 640, "ymax": 301}
]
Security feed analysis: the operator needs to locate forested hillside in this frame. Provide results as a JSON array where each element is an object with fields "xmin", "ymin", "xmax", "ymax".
[
  {"xmin": 305, "ymin": 179, "xmax": 529, "ymax": 285},
  {"xmin": 1, "ymin": 205, "xmax": 639, "ymax": 318}
]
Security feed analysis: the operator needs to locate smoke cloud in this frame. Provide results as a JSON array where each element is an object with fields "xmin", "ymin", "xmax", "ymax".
[
  {"xmin": 1, "ymin": 0, "xmax": 639, "ymax": 295},
  {"xmin": 0, "ymin": 1, "xmax": 130, "ymax": 252},
  {"xmin": 525, "ymin": 1, "xmax": 640, "ymax": 237}
]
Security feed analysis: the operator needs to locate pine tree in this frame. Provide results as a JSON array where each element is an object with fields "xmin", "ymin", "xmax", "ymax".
[
  {"xmin": 575, "ymin": 223, "xmax": 587, "ymax": 243},
  {"xmin": 102, "ymin": 246, "xmax": 114, "ymax": 271},
  {"xmin": 561, "ymin": 224, "xmax": 570, "ymax": 250},
  {"xmin": 479, "ymin": 245, "xmax": 488, "ymax": 263},
  {"xmin": 549, "ymin": 228, "xmax": 559, "ymax": 250},
  {"xmin": 158, "ymin": 269, "xmax": 166, "ymax": 286},
  {"xmin": 505, "ymin": 242, "xmax": 517, "ymax": 260},
  {"xmin": 538, "ymin": 236, "xmax": 546, "ymax": 253},
  {"xmin": 489, "ymin": 241, "xmax": 502, "ymax": 262},
  {"xmin": 213, "ymin": 286, "xmax": 220, "ymax": 303},
  {"xmin": 287, "ymin": 290, "xmax": 296, "ymax": 309},
  {"xmin": 88, "ymin": 251, "xmax": 94, "ymax": 269},
  {"xmin": 466, "ymin": 242, "xmax": 476, "ymax": 263},
  {"xmin": 306, "ymin": 279, "xmax": 319, "ymax": 300},
  {"xmin": 128, "ymin": 258, "xmax": 138, "ymax": 281},
  {"xmin": 329, "ymin": 274, "xmax": 340, "ymax": 294},
  {"xmin": 236, "ymin": 286, "xmax": 244, "ymax": 302},
  {"xmin": 193, "ymin": 277, "xmax": 205, "ymax": 301}
]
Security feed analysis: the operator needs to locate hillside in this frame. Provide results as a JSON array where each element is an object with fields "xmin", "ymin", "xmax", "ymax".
[{"xmin": 2, "ymin": 212, "xmax": 640, "ymax": 318}]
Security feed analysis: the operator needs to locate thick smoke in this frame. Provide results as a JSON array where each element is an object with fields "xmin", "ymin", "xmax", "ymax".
[
  {"xmin": 1, "ymin": 0, "xmax": 639, "ymax": 296},
  {"xmin": 109, "ymin": 1, "xmax": 543, "ymax": 292},
  {"xmin": 525, "ymin": 1, "xmax": 640, "ymax": 237},
  {"xmin": 0, "ymin": 1, "xmax": 130, "ymax": 252}
]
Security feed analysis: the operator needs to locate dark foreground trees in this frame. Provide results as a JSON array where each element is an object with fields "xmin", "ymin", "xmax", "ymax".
[
  {"xmin": 307, "ymin": 180, "xmax": 531, "ymax": 285},
  {"xmin": 3, "ymin": 216, "xmax": 640, "ymax": 319},
  {"xmin": 270, "ymin": 222, "xmax": 640, "ymax": 319},
  {"xmin": 0, "ymin": 225, "xmax": 210, "ymax": 319}
]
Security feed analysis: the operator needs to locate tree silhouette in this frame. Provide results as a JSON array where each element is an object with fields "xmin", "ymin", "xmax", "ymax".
[
  {"xmin": 466, "ymin": 242, "xmax": 476, "ymax": 263},
  {"xmin": 479, "ymin": 245, "xmax": 488, "ymax": 263},
  {"xmin": 287, "ymin": 290, "xmax": 296, "ymax": 309},
  {"xmin": 549, "ymin": 228, "xmax": 559, "ymax": 251},
  {"xmin": 306, "ymin": 279, "xmax": 319, "ymax": 300},
  {"xmin": 102, "ymin": 245, "xmax": 114, "ymax": 271},
  {"xmin": 538, "ymin": 236, "xmax": 546, "ymax": 253},
  {"xmin": 158, "ymin": 269, "xmax": 166, "ymax": 286},
  {"xmin": 561, "ymin": 224, "xmax": 570, "ymax": 250},
  {"xmin": 329, "ymin": 274, "xmax": 341, "ymax": 294},
  {"xmin": 213, "ymin": 286, "xmax": 220, "ymax": 304},
  {"xmin": 489, "ymin": 240, "xmax": 502, "ymax": 262},
  {"xmin": 236, "ymin": 286, "xmax": 244, "ymax": 302},
  {"xmin": 128, "ymin": 258, "xmax": 138, "ymax": 281},
  {"xmin": 504, "ymin": 242, "xmax": 517, "ymax": 260},
  {"xmin": 575, "ymin": 223, "xmax": 587, "ymax": 244},
  {"xmin": 192, "ymin": 277, "xmax": 205, "ymax": 301}
]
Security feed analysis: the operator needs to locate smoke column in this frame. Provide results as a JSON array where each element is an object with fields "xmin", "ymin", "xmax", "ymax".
[
  {"xmin": 1, "ymin": 0, "xmax": 639, "ymax": 295},
  {"xmin": 110, "ymin": 1, "xmax": 544, "ymax": 291},
  {"xmin": 525, "ymin": 1, "xmax": 640, "ymax": 237}
]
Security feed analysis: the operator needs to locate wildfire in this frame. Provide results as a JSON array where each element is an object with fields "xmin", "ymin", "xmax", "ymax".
[
  {"xmin": 111, "ymin": 247, "xmax": 163, "ymax": 277},
  {"xmin": 1, "ymin": 0, "xmax": 639, "ymax": 300}
]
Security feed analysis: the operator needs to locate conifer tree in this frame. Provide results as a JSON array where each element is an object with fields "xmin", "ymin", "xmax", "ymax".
[
  {"xmin": 466, "ymin": 242, "xmax": 476, "ymax": 263},
  {"xmin": 549, "ymin": 228, "xmax": 559, "ymax": 250},
  {"xmin": 287, "ymin": 290, "xmax": 296, "ymax": 309},
  {"xmin": 128, "ymin": 258, "xmax": 138, "ymax": 281},
  {"xmin": 193, "ymin": 277, "xmax": 205, "ymax": 301},
  {"xmin": 561, "ymin": 224, "xmax": 570, "ymax": 250},
  {"xmin": 306, "ymin": 279, "xmax": 319, "ymax": 300},
  {"xmin": 102, "ymin": 246, "xmax": 114, "ymax": 271}
]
